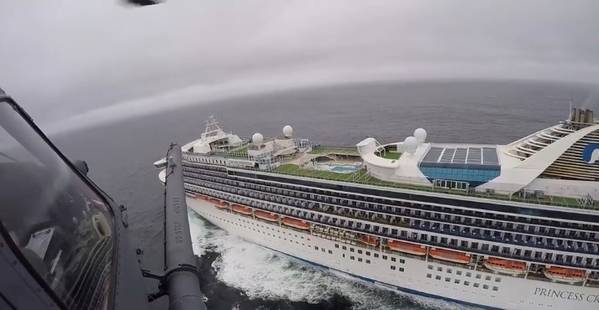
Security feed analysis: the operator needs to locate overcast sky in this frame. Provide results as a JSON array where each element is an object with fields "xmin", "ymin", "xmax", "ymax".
[{"xmin": 1, "ymin": 1, "xmax": 599, "ymax": 133}]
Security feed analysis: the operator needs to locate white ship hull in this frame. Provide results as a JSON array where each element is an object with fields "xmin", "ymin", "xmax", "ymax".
[{"xmin": 189, "ymin": 198, "xmax": 599, "ymax": 310}]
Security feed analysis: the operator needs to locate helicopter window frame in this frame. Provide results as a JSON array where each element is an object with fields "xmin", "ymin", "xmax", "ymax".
[{"xmin": 0, "ymin": 96, "xmax": 119, "ymax": 310}]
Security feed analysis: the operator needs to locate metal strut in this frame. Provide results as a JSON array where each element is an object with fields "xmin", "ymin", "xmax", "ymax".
[{"xmin": 143, "ymin": 143, "xmax": 207, "ymax": 310}]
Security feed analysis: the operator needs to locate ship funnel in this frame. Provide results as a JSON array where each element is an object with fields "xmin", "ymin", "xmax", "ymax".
[{"xmin": 569, "ymin": 107, "xmax": 594, "ymax": 124}]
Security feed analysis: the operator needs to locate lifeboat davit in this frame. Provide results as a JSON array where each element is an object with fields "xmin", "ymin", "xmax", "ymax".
[
  {"xmin": 429, "ymin": 248, "xmax": 470, "ymax": 264},
  {"xmin": 185, "ymin": 192, "xmax": 197, "ymax": 198},
  {"xmin": 387, "ymin": 240, "xmax": 427, "ymax": 256},
  {"xmin": 255, "ymin": 210, "xmax": 279, "ymax": 222},
  {"xmin": 543, "ymin": 266, "xmax": 586, "ymax": 283},
  {"xmin": 215, "ymin": 200, "xmax": 230, "ymax": 209},
  {"xmin": 232, "ymin": 204, "xmax": 253, "ymax": 215},
  {"xmin": 282, "ymin": 217, "xmax": 310, "ymax": 230},
  {"xmin": 207, "ymin": 197, "xmax": 228, "ymax": 209},
  {"xmin": 483, "ymin": 257, "xmax": 527, "ymax": 276},
  {"xmin": 359, "ymin": 235, "xmax": 379, "ymax": 247}
]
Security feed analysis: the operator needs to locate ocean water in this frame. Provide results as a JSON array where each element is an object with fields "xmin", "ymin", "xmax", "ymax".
[{"xmin": 51, "ymin": 80, "xmax": 598, "ymax": 309}]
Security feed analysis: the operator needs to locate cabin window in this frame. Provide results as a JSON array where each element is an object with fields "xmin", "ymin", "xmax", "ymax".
[
  {"xmin": 391, "ymin": 266, "xmax": 396, "ymax": 270},
  {"xmin": 374, "ymin": 253, "xmax": 379, "ymax": 258},
  {"xmin": 464, "ymin": 281, "xmax": 470, "ymax": 286}
]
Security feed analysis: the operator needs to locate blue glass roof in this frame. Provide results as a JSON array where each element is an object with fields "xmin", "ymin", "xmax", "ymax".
[{"xmin": 420, "ymin": 146, "xmax": 500, "ymax": 170}]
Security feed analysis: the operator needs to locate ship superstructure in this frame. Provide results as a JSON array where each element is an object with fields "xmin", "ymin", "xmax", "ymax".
[{"xmin": 156, "ymin": 110, "xmax": 599, "ymax": 309}]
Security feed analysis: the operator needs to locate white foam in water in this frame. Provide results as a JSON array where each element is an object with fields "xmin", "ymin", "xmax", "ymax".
[{"xmin": 188, "ymin": 212, "xmax": 478, "ymax": 310}]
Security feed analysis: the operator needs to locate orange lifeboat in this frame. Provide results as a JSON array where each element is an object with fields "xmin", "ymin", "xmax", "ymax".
[
  {"xmin": 282, "ymin": 217, "xmax": 310, "ymax": 230},
  {"xmin": 387, "ymin": 240, "xmax": 427, "ymax": 256},
  {"xmin": 215, "ymin": 200, "xmax": 229, "ymax": 209},
  {"xmin": 483, "ymin": 257, "xmax": 527, "ymax": 276},
  {"xmin": 255, "ymin": 210, "xmax": 279, "ymax": 222},
  {"xmin": 429, "ymin": 248, "xmax": 470, "ymax": 264},
  {"xmin": 543, "ymin": 266, "xmax": 586, "ymax": 283},
  {"xmin": 359, "ymin": 235, "xmax": 379, "ymax": 247},
  {"xmin": 232, "ymin": 204, "xmax": 253, "ymax": 215}
]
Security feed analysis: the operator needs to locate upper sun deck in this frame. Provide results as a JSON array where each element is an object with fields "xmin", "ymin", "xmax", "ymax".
[
  {"xmin": 159, "ymin": 109, "xmax": 598, "ymax": 212},
  {"xmin": 178, "ymin": 147, "xmax": 599, "ymax": 213}
]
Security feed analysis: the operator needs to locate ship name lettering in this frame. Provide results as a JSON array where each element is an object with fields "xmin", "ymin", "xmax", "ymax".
[{"xmin": 533, "ymin": 287, "xmax": 585, "ymax": 302}]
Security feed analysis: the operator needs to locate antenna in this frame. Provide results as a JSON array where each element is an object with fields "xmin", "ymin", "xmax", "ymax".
[
  {"xmin": 568, "ymin": 101, "xmax": 573, "ymax": 121},
  {"xmin": 204, "ymin": 115, "xmax": 222, "ymax": 134}
]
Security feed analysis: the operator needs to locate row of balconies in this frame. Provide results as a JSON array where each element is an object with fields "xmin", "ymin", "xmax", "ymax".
[
  {"xmin": 183, "ymin": 169, "xmax": 599, "ymax": 243},
  {"xmin": 223, "ymin": 168, "xmax": 599, "ymax": 232},
  {"xmin": 185, "ymin": 176, "xmax": 599, "ymax": 259},
  {"xmin": 187, "ymin": 181, "xmax": 599, "ymax": 271}
]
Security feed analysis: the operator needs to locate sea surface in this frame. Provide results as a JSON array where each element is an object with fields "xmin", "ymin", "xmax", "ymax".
[{"xmin": 51, "ymin": 80, "xmax": 598, "ymax": 310}]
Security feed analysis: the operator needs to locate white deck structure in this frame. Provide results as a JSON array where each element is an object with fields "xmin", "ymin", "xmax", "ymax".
[{"xmin": 358, "ymin": 108, "xmax": 599, "ymax": 199}]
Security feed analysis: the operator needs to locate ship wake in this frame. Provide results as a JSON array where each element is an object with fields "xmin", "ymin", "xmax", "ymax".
[{"xmin": 188, "ymin": 212, "xmax": 478, "ymax": 310}]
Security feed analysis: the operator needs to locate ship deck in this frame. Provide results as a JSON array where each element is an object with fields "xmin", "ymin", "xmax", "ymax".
[
  {"xmin": 274, "ymin": 163, "xmax": 596, "ymax": 211},
  {"xmin": 181, "ymin": 144, "xmax": 599, "ymax": 212}
]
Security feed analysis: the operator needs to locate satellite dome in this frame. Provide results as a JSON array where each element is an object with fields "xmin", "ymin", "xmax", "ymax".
[
  {"xmin": 283, "ymin": 125, "xmax": 293, "ymax": 138},
  {"xmin": 404, "ymin": 136, "xmax": 418, "ymax": 154},
  {"xmin": 396, "ymin": 142, "xmax": 406, "ymax": 153},
  {"xmin": 252, "ymin": 132, "xmax": 263, "ymax": 145},
  {"xmin": 414, "ymin": 128, "xmax": 427, "ymax": 144}
]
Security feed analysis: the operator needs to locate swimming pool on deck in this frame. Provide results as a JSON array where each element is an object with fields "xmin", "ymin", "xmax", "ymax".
[{"xmin": 316, "ymin": 163, "xmax": 362, "ymax": 174}]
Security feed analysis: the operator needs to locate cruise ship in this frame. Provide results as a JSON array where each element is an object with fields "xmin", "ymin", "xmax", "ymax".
[{"xmin": 155, "ymin": 109, "xmax": 599, "ymax": 309}]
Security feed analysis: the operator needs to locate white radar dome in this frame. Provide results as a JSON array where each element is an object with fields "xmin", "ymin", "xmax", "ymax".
[
  {"xmin": 283, "ymin": 125, "xmax": 293, "ymax": 138},
  {"xmin": 396, "ymin": 142, "xmax": 406, "ymax": 153},
  {"xmin": 414, "ymin": 128, "xmax": 427, "ymax": 144},
  {"xmin": 404, "ymin": 136, "xmax": 418, "ymax": 154},
  {"xmin": 252, "ymin": 132, "xmax": 264, "ymax": 145}
]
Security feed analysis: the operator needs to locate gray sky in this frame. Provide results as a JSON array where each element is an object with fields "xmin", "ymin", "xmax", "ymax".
[{"xmin": 1, "ymin": 1, "xmax": 599, "ymax": 133}]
